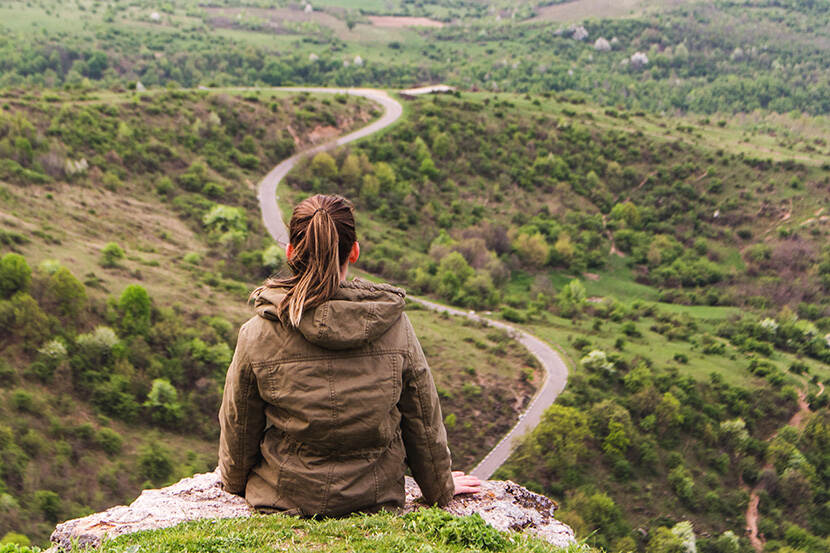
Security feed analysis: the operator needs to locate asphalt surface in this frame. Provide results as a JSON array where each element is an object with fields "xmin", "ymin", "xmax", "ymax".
[{"xmin": 255, "ymin": 87, "xmax": 568, "ymax": 480}]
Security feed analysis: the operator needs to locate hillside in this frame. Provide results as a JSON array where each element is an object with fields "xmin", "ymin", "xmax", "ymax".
[
  {"xmin": 1, "ymin": 0, "xmax": 828, "ymax": 114},
  {"xmin": 0, "ymin": 89, "xmax": 538, "ymax": 547},
  {"xmin": 279, "ymin": 91, "xmax": 830, "ymax": 553}
]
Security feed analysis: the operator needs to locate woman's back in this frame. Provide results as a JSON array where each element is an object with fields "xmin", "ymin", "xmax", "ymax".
[{"xmin": 219, "ymin": 278, "xmax": 455, "ymax": 516}]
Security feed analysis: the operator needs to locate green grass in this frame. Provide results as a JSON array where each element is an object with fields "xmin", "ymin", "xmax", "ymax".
[{"xmin": 97, "ymin": 509, "xmax": 575, "ymax": 553}]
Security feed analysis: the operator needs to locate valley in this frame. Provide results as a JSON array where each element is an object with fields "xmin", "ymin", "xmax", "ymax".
[{"xmin": 0, "ymin": 0, "xmax": 829, "ymax": 551}]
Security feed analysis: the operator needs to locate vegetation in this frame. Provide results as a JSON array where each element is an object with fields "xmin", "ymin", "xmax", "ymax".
[
  {"xmin": 1, "ymin": 1, "xmax": 829, "ymax": 550},
  {"xmin": 1, "ymin": 0, "xmax": 828, "ymax": 114},
  {"xmin": 0, "ymin": 90, "xmax": 535, "ymax": 546},
  {"xmin": 89, "ymin": 508, "xmax": 582, "ymax": 553},
  {"xmin": 282, "ymin": 91, "xmax": 830, "ymax": 553}
]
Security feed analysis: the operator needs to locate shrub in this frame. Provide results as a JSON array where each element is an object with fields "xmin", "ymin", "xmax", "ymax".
[
  {"xmin": 44, "ymin": 266, "xmax": 87, "ymax": 319},
  {"xmin": 99, "ymin": 242, "xmax": 126, "ymax": 268},
  {"xmin": 0, "ymin": 253, "xmax": 31, "ymax": 298},
  {"xmin": 118, "ymin": 284, "xmax": 152, "ymax": 337},
  {"xmin": 10, "ymin": 390, "xmax": 33, "ymax": 413},
  {"xmin": 95, "ymin": 427, "xmax": 124, "ymax": 456},
  {"xmin": 144, "ymin": 378, "xmax": 183, "ymax": 427},
  {"xmin": 92, "ymin": 375, "xmax": 139, "ymax": 421},
  {"xmin": 137, "ymin": 441, "xmax": 174, "ymax": 485},
  {"xmin": 0, "ymin": 533, "xmax": 31, "ymax": 547},
  {"xmin": 33, "ymin": 489, "xmax": 61, "ymax": 522}
]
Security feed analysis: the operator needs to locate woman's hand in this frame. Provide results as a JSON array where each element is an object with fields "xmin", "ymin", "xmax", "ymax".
[{"xmin": 452, "ymin": 471, "xmax": 482, "ymax": 496}]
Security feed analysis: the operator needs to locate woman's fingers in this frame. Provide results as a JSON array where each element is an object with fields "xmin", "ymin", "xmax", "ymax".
[{"xmin": 452, "ymin": 472, "xmax": 483, "ymax": 495}]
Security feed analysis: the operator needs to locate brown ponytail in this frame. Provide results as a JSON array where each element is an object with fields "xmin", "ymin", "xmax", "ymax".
[{"xmin": 254, "ymin": 194, "xmax": 357, "ymax": 327}]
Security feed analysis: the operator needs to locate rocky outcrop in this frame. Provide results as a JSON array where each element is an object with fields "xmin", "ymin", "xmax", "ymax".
[{"xmin": 50, "ymin": 470, "xmax": 574, "ymax": 551}]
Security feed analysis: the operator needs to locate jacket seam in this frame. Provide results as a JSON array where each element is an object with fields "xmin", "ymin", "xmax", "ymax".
[
  {"xmin": 237, "ymin": 360, "xmax": 252, "ymax": 492},
  {"xmin": 250, "ymin": 349, "xmax": 409, "ymax": 366}
]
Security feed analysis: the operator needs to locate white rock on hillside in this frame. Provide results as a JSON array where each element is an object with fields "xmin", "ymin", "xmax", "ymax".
[{"xmin": 49, "ymin": 470, "xmax": 575, "ymax": 551}]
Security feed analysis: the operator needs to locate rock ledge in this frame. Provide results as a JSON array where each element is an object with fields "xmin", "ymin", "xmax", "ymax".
[{"xmin": 50, "ymin": 470, "xmax": 574, "ymax": 550}]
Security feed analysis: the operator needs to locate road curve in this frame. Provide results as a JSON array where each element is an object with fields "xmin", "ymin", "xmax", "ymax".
[
  {"xmin": 258, "ymin": 88, "xmax": 403, "ymax": 246},
  {"xmin": 255, "ymin": 87, "xmax": 568, "ymax": 480}
]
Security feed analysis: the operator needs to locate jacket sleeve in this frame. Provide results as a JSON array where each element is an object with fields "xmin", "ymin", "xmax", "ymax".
[
  {"xmin": 218, "ymin": 323, "xmax": 266, "ymax": 496},
  {"xmin": 397, "ymin": 313, "xmax": 455, "ymax": 506}
]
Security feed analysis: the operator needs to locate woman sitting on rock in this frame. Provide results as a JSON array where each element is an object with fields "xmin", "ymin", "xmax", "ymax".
[{"xmin": 218, "ymin": 193, "xmax": 480, "ymax": 516}]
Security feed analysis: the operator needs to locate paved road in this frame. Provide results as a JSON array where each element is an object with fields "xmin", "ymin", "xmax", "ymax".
[
  {"xmin": 258, "ymin": 88, "xmax": 403, "ymax": 246},
  {"xmin": 255, "ymin": 87, "xmax": 569, "ymax": 480}
]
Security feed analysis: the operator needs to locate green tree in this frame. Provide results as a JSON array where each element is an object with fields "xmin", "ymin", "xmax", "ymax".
[
  {"xmin": 513, "ymin": 232, "xmax": 549, "ymax": 268},
  {"xmin": 45, "ymin": 266, "xmax": 87, "ymax": 319},
  {"xmin": 119, "ymin": 284, "xmax": 152, "ymax": 337},
  {"xmin": 0, "ymin": 253, "xmax": 31, "ymax": 298},
  {"xmin": 339, "ymin": 153, "xmax": 362, "ymax": 187},
  {"xmin": 310, "ymin": 152, "xmax": 337, "ymax": 180},
  {"xmin": 144, "ymin": 378, "xmax": 183, "ymax": 427},
  {"xmin": 648, "ymin": 527, "xmax": 687, "ymax": 553},
  {"xmin": 519, "ymin": 404, "xmax": 591, "ymax": 473},
  {"xmin": 436, "ymin": 252, "xmax": 474, "ymax": 302},
  {"xmin": 656, "ymin": 392, "xmax": 684, "ymax": 429}
]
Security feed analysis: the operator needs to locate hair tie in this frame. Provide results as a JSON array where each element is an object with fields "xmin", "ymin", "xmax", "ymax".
[{"xmin": 313, "ymin": 208, "xmax": 326, "ymax": 216}]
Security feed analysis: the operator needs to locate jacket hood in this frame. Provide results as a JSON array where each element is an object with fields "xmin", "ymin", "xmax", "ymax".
[{"xmin": 254, "ymin": 278, "xmax": 406, "ymax": 350}]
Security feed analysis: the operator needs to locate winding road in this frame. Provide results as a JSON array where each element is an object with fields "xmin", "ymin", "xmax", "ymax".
[{"xmin": 256, "ymin": 87, "xmax": 569, "ymax": 480}]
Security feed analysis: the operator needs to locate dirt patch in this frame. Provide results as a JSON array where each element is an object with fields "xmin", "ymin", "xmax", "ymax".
[
  {"xmin": 583, "ymin": 272, "xmax": 600, "ymax": 281},
  {"xmin": 307, "ymin": 125, "xmax": 341, "ymax": 144},
  {"xmin": 368, "ymin": 15, "xmax": 444, "ymax": 28}
]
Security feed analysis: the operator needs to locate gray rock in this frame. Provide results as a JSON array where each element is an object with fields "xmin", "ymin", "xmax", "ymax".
[{"xmin": 50, "ymin": 470, "xmax": 574, "ymax": 551}]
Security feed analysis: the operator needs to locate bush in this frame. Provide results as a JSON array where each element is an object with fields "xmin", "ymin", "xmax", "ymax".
[
  {"xmin": 0, "ymin": 254, "xmax": 31, "ymax": 298},
  {"xmin": 10, "ymin": 390, "xmax": 33, "ymax": 413},
  {"xmin": 95, "ymin": 427, "xmax": 124, "ymax": 456},
  {"xmin": 33, "ymin": 490, "xmax": 61, "ymax": 522},
  {"xmin": 137, "ymin": 441, "xmax": 174, "ymax": 485},
  {"xmin": 100, "ymin": 242, "xmax": 126, "ymax": 268},
  {"xmin": 0, "ymin": 533, "xmax": 31, "ymax": 547},
  {"xmin": 118, "ymin": 284, "xmax": 152, "ymax": 337}
]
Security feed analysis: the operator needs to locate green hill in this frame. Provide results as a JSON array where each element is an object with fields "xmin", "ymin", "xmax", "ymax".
[
  {"xmin": 0, "ymin": 89, "xmax": 536, "ymax": 547},
  {"xmin": 279, "ymin": 91, "xmax": 830, "ymax": 553}
]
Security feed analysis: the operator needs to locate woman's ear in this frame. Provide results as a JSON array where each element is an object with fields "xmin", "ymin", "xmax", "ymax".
[
  {"xmin": 349, "ymin": 241, "xmax": 360, "ymax": 264},
  {"xmin": 285, "ymin": 243, "xmax": 294, "ymax": 259}
]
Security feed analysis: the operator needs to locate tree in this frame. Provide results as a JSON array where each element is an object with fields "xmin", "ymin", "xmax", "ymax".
[
  {"xmin": 374, "ymin": 162, "xmax": 396, "ymax": 188},
  {"xmin": 520, "ymin": 404, "xmax": 591, "ymax": 473},
  {"xmin": 0, "ymin": 253, "xmax": 31, "ymax": 298},
  {"xmin": 144, "ymin": 378, "xmax": 183, "ymax": 427},
  {"xmin": 119, "ymin": 284, "xmax": 152, "ymax": 337},
  {"xmin": 513, "ymin": 232, "xmax": 549, "ymax": 268},
  {"xmin": 310, "ymin": 152, "xmax": 337, "ymax": 180},
  {"xmin": 656, "ymin": 392, "xmax": 684, "ymax": 429},
  {"xmin": 432, "ymin": 132, "xmax": 453, "ymax": 159},
  {"xmin": 436, "ymin": 252, "xmax": 474, "ymax": 302},
  {"xmin": 648, "ymin": 527, "xmax": 687, "ymax": 553},
  {"xmin": 45, "ymin": 266, "xmax": 87, "ymax": 319},
  {"xmin": 340, "ymin": 153, "xmax": 362, "ymax": 187}
]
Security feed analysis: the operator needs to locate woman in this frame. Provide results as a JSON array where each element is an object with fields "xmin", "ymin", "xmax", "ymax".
[{"xmin": 218, "ymin": 193, "xmax": 480, "ymax": 516}]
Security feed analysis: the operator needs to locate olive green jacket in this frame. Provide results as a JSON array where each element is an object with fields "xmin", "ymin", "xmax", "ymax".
[{"xmin": 218, "ymin": 278, "xmax": 455, "ymax": 516}]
